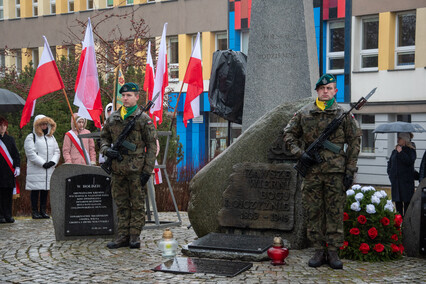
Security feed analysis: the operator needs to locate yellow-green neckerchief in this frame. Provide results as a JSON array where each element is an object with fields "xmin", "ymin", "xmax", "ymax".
[
  {"xmin": 316, "ymin": 97, "xmax": 335, "ymax": 111},
  {"xmin": 120, "ymin": 105, "xmax": 138, "ymax": 120}
]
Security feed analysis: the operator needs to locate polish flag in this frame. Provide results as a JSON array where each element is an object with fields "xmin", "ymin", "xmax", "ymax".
[
  {"xmin": 183, "ymin": 32, "xmax": 203, "ymax": 127},
  {"xmin": 143, "ymin": 40, "xmax": 155, "ymax": 100},
  {"xmin": 20, "ymin": 36, "xmax": 64, "ymax": 128},
  {"xmin": 74, "ymin": 18, "xmax": 102, "ymax": 128},
  {"xmin": 150, "ymin": 23, "xmax": 168, "ymax": 126}
]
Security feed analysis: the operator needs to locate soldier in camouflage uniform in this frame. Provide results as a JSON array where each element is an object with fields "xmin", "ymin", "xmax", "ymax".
[
  {"xmin": 100, "ymin": 82, "xmax": 157, "ymax": 249},
  {"xmin": 283, "ymin": 74, "xmax": 361, "ymax": 269}
]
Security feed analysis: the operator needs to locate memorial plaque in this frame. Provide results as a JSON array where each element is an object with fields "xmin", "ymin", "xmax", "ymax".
[
  {"xmin": 152, "ymin": 257, "xmax": 252, "ymax": 277},
  {"xmin": 65, "ymin": 174, "xmax": 113, "ymax": 236},
  {"xmin": 218, "ymin": 163, "xmax": 297, "ymax": 230}
]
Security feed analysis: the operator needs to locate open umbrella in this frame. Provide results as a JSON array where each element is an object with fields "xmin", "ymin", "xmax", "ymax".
[
  {"xmin": 373, "ymin": 121, "xmax": 426, "ymax": 133},
  {"xmin": 0, "ymin": 88, "xmax": 25, "ymax": 113}
]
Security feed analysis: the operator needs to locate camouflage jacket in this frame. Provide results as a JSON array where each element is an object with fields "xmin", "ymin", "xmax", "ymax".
[
  {"xmin": 100, "ymin": 107, "xmax": 157, "ymax": 176},
  {"xmin": 283, "ymin": 100, "xmax": 361, "ymax": 175}
]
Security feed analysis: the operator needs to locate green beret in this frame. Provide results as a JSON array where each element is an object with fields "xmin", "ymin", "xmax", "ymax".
[
  {"xmin": 119, "ymin": 82, "xmax": 139, "ymax": 93},
  {"xmin": 315, "ymin": 74, "xmax": 336, "ymax": 90}
]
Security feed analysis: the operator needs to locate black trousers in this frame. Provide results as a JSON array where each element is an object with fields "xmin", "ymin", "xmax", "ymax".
[
  {"xmin": 395, "ymin": 201, "xmax": 410, "ymax": 217},
  {"xmin": 0, "ymin": 187, "xmax": 13, "ymax": 218},
  {"xmin": 30, "ymin": 190, "xmax": 49, "ymax": 212}
]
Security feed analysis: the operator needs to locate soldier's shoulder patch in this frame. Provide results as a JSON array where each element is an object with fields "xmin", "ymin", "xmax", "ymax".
[{"xmin": 147, "ymin": 120, "xmax": 153, "ymax": 125}]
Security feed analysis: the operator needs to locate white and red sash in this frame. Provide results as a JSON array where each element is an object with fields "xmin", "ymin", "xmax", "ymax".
[
  {"xmin": 154, "ymin": 159, "xmax": 162, "ymax": 185},
  {"xmin": 0, "ymin": 139, "xmax": 20, "ymax": 196},
  {"xmin": 65, "ymin": 130, "xmax": 91, "ymax": 164}
]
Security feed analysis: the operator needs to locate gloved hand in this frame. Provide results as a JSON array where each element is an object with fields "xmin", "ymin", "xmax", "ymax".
[
  {"xmin": 105, "ymin": 148, "xmax": 120, "ymax": 159},
  {"xmin": 343, "ymin": 174, "xmax": 354, "ymax": 189},
  {"xmin": 140, "ymin": 172, "xmax": 151, "ymax": 186},
  {"xmin": 14, "ymin": 167, "xmax": 20, "ymax": 177},
  {"xmin": 42, "ymin": 161, "xmax": 56, "ymax": 169},
  {"xmin": 300, "ymin": 152, "xmax": 316, "ymax": 167}
]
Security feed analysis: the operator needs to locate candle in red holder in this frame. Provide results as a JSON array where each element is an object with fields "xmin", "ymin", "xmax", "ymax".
[{"xmin": 267, "ymin": 236, "xmax": 289, "ymax": 265}]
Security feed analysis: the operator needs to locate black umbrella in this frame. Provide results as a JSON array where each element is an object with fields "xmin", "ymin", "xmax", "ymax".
[
  {"xmin": 373, "ymin": 121, "xmax": 426, "ymax": 133},
  {"xmin": 0, "ymin": 88, "xmax": 25, "ymax": 113}
]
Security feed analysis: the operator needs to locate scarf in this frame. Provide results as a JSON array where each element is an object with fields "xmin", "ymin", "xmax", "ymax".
[
  {"xmin": 120, "ymin": 105, "xmax": 138, "ymax": 120},
  {"xmin": 316, "ymin": 97, "xmax": 335, "ymax": 111}
]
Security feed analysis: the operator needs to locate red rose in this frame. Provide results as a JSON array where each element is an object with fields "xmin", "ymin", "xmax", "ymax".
[
  {"xmin": 343, "ymin": 212, "xmax": 349, "ymax": 221},
  {"xmin": 357, "ymin": 215, "xmax": 367, "ymax": 224},
  {"xmin": 373, "ymin": 243, "xmax": 384, "ymax": 253},
  {"xmin": 380, "ymin": 217, "xmax": 390, "ymax": 226},
  {"xmin": 368, "ymin": 227, "xmax": 378, "ymax": 239},
  {"xmin": 394, "ymin": 214, "xmax": 403, "ymax": 227},
  {"xmin": 391, "ymin": 234, "xmax": 398, "ymax": 241},
  {"xmin": 359, "ymin": 243, "xmax": 370, "ymax": 254},
  {"xmin": 350, "ymin": 228, "xmax": 360, "ymax": 235},
  {"xmin": 340, "ymin": 241, "xmax": 349, "ymax": 250},
  {"xmin": 391, "ymin": 243, "xmax": 400, "ymax": 253},
  {"xmin": 399, "ymin": 244, "xmax": 404, "ymax": 254}
]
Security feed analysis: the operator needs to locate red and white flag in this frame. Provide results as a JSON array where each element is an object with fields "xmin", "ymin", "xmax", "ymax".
[
  {"xmin": 74, "ymin": 18, "xmax": 102, "ymax": 128},
  {"xmin": 143, "ymin": 40, "xmax": 155, "ymax": 100},
  {"xmin": 150, "ymin": 23, "xmax": 168, "ymax": 126},
  {"xmin": 20, "ymin": 36, "xmax": 64, "ymax": 128},
  {"xmin": 183, "ymin": 32, "xmax": 203, "ymax": 127}
]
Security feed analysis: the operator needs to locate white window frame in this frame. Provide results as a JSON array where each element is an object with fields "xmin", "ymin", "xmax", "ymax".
[
  {"xmin": 106, "ymin": 0, "xmax": 113, "ymax": 7},
  {"xmin": 87, "ymin": 0, "xmax": 94, "ymax": 10},
  {"xmin": 32, "ymin": 48, "xmax": 39, "ymax": 68},
  {"xmin": 240, "ymin": 30, "xmax": 249, "ymax": 55},
  {"xmin": 68, "ymin": 0, "xmax": 74, "ymax": 12},
  {"xmin": 326, "ymin": 21, "xmax": 345, "ymax": 74},
  {"xmin": 360, "ymin": 16, "xmax": 379, "ymax": 71},
  {"xmin": 168, "ymin": 36, "xmax": 179, "ymax": 83},
  {"xmin": 215, "ymin": 32, "xmax": 228, "ymax": 51},
  {"xmin": 126, "ymin": 0, "xmax": 133, "ymax": 5},
  {"xmin": 15, "ymin": 0, "xmax": 21, "ymax": 18},
  {"xmin": 395, "ymin": 11, "xmax": 416, "ymax": 69},
  {"xmin": 50, "ymin": 0, "xmax": 56, "ymax": 14},
  {"xmin": 32, "ymin": 0, "xmax": 38, "ymax": 17},
  {"xmin": 15, "ymin": 49, "xmax": 22, "ymax": 74},
  {"xmin": 0, "ymin": 0, "xmax": 3, "ymax": 20},
  {"xmin": 356, "ymin": 114, "xmax": 376, "ymax": 156}
]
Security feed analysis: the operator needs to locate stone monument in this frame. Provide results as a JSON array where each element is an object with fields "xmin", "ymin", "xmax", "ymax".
[
  {"xmin": 50, "ymin": 164, "xmax": 117, "ymax": 241},
  {"xmin": 242, "ymin": 0, "xmax": 318, "ymax": 131}
]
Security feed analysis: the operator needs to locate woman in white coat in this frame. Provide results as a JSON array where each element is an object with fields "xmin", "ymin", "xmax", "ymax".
[{"xmin": 24, "ymin": 115, "xmax": 60, "ymax": 219}]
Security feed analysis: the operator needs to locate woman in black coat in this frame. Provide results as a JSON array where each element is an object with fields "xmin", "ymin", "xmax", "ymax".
[
  {"xmin": 0, "ymin": 116, "xmax": 21, "ymax": 223},
  {"xmin": 387, "ymin": 132, "xmax": 416, "ymax": 217}
]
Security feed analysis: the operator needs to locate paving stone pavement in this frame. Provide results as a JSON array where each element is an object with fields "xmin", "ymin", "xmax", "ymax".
[{"xmin": 0, "ymin": 212, "xmax": 425, "ymax": 284}]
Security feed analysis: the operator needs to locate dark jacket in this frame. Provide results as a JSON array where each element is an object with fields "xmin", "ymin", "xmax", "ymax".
[
  {"xmin": 419, "ymin": 150, "xmax": 426, "ymax": 181},
  {"xmin": 387, "ymin": 146, "xmax": 416, "ymax": 202},
  {"xmin": 0, "ymin": 133, "xmax": 21, "ymax": 188}
]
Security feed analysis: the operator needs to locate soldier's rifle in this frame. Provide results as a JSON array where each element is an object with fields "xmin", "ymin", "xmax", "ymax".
[
  {"xmin": 294, "ymin": 87, "xmax": 377, "ymax": 177},
  {"xmin": 101, "ymin": 91, "xmax": 160, "ymax": 175}
]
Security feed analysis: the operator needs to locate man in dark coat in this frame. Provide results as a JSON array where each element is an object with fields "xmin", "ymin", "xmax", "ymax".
[
  {"xmin": 387, "ymin": 132, "xmax": 416, "ymax": 217},
  {"xmin": 0, "ymin": 116, "xmax": 21, "ymax": 223}
]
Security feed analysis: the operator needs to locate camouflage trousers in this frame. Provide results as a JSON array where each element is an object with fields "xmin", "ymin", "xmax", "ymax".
[
  {"xmin": 302, "ymin": 172, "xmax": 345, "ymax": 250},
  {"xmin": 111, "ymin": 173, "xmax": 146, "ymax": 236}
]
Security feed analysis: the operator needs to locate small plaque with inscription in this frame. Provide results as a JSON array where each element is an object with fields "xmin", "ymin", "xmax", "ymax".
[
  {"xmin": 65, "ymin": 174, "xmax": 113, "ymax": 236},
  {"xmin": 218, "ymin": 163, "xmax": 297, "ymax": 231}
]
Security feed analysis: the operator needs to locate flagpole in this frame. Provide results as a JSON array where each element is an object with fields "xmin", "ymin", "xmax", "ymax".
[
  {"xmin": 62, "ymin": 89, "xmax": 79, "ymax": 131},
  {"xmin": 169, "ymin": 82, "xmax": 185, "ymax": 131},
  {"xmin": 112, "ymin": 65, "xmax": 119, "ymax": 111}
]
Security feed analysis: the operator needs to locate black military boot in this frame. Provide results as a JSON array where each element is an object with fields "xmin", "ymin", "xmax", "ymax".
[
  {"xmin": 40, "ymin": 210, "xmax": 50, "ymax": 219},
  {"xmin": 308, "ymin": 249, "xmax": 326, "ymax": 267},
  {"xmin": 129, "ymin": 234, "xmax": 141, "ymax": 249},
  {"xmin": 32, "ymin": 210, "xmax": 43, "ymax": 219},
  {"xmin": 327, "ymin": 250, "xmax": 343, "ymax": 269},
  {"xmin": 107, "ymin": 235, "xmax": 130, "ymax": 249}
]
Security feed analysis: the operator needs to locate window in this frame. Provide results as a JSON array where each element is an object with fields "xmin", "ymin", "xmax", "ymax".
[
  {"xmin": 397, "ymin": 114, "xmax": 411, "ymax": 123},
  {"xmin": 87, "ymin": 0, "xmax": 94, "ymax": 10},
  {"xmin": 15, "ymin": 49, "xmax": 22, "ymax": 73},
  {"xmin": 0, "ymin": 0, "xmax": 3, "ymax": 20},
  {"xmin": 32, "ymin": 49, "xmax": 39, "ymax": 68},
  {"xmin": 0, "ymin": 49, "xmax": 5, "ymax": 73},
  {"xmin": 50, "ymin": 0, "xmax": 56, "ymax": 14},
  {"xmin": 16, "ymin": 0, "xmax": 21, "ymax": 18},
  {"xmin": 209, "ymin": 113, "xmax": 242, "ymax": 160},
  {"xmin": 395, "ymin": 11, "xmax": 416, "ymax": 69},
  {"xmin": 360, "ymin": 16, "xmax": 378, "ymax": 70},
  {"xmin": 215, "ymin": 32, "xmax": 227, "ymax": 50},
  {"xmin": 192, "ymin": 34, "xmax": 202, "ymax": 58},
  {"xmin": 50, "ymin": 46, "xmax": 56, "ymax": 61},
  {"xmin": 356, "ymin": 114, "xmax": 375, "ymax": 154},
  {"xmin": 168, "ymin": 36, "xmax": 179, "ymax": 82},
  {"xmin": 33, "ymin": 0, "xmax": 38, "ymax": 16},
  {"xmin": 107, "ymin": 0, "xmax": 113, "ymax": 7},
  {"xmin": 126, "ymin": 0, "xmax": 133, "ymax": 5},
  {"xmin": 69, "ymin": 0, "xmax": 74, "ymax": 12},
  {"xmin": 241, "ymin": 30, "xmax": 249, "ymax": 55},
  {"xmin": 327, "ymin": 21, "xmax": 345, "ymax": 73},
  {"xmin": 67, "ymin": 46, "xmax": 76, "ymax": 60}
]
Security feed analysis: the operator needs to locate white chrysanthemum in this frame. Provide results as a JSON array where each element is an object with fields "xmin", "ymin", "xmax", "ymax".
[
  {"xmin": 355, "ymin": 192, "xmax": 364, "ymax": 201},
  {"xmin": 346, "ymin": 189, "xmax": 355, "ymax": 196},
  {"xmin": 379, "ymin": 190, "xmax": 387, "ymax": 198},
  {"xmin": 366, "ymin": 204, "xmax": 376, "ymax": 214},
  {"xmin": 384, "ymin": 200, "xmax": 394, "ymax": 212},
  {"xmin": 352, "ymin": 184, "xmax": 361, "ymax": 190},
  {"xmin": 361, "ymin": 186, "xmax": 375, "ymax": 192},
  {"xmin": 351, "ymin": 202, "xmax": 361, "ymax": 212},
  {"xmin": 371, "ymin": 195, "xmax": 380, "ymax": 205}
]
